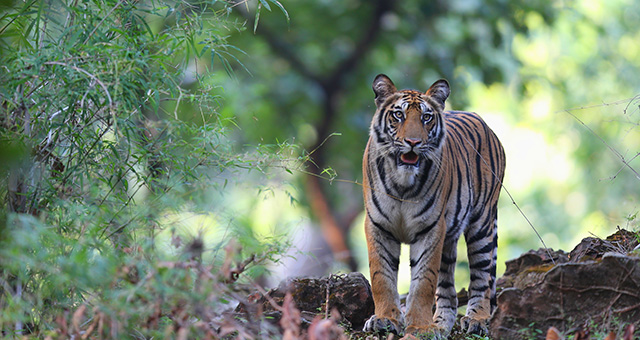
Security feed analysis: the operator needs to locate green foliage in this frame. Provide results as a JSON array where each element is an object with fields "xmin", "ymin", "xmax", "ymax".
[
  {"xmin": 518, "ymin": 322, "xmax": 545, "ymax": 340},
  {"xmin": 0, "ymin": 0, "xmax": 297, "ymax": 337}
]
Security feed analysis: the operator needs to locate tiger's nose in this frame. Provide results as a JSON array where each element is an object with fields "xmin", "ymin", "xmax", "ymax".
[{"xmin": 405, "ymin": 138, "xmax": 421, "ymax": 147}]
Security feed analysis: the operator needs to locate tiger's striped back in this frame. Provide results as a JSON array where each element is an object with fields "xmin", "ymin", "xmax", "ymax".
[{"xmin": 362, "ymin": 74, "xmax": 505, "ymax": 337}]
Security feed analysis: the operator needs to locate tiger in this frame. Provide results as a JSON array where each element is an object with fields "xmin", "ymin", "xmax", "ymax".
[{"xmin": 362, "ymin": 74, "xmax": 506, "ymax": 337}]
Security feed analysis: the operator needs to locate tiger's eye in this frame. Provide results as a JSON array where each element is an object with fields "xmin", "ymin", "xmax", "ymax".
[
  {"xmin": 393, "ymin": 110, "xmax": 404, "ymax": 121},
  {"xmin": 423, "ymin": 113, "xmax": 433, "ymax": 123}
]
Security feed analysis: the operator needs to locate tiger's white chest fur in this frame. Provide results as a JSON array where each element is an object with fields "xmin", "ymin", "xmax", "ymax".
[
  {"xmin": 384, "ymin": 199, "xmax": 435, "ymax": 244},
  {"xmin": 392, "ymin": 164, "xmax": 420, "ymax": 187}
]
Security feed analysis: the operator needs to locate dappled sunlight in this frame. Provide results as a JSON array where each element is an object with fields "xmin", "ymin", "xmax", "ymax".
[
  {"xmin": 155, "ymin": 211, "xmax": 223, "ymax": 262},
  {"xmin": 153, "ymin": 179, "xmax": 310, "ymax": 271},
  {"xmin": 233, "ymin": 184, "xmax": 309, "ymax": 238},
  {"xmin": 504, "ymin": 126, "xmax": 572, "ymax": 190},
  {"xmin": 466, "ymin": 81, "xmax": 575, "ymax": 192}
]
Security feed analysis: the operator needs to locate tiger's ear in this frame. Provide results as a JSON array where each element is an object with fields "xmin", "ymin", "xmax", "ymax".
[
  {"xmin": 426, "ymin": 79, "xmax": 450, "ymax": 107},
  {"xmin": 372, "ymin": 74, "xmax": 397, "ymax": 107}
]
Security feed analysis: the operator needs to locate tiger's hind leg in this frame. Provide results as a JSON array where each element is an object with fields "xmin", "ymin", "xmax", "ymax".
[
  {"xmin": 433, "ymin": 237, "xmax": 460, "ymax": 334},
  {"xmin": 461, "ymin": 214, "xmax": 498, "ymax": 335}
]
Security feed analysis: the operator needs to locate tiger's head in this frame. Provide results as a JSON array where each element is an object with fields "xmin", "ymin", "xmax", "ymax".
[{"xmin": 370, "ymin": 74, "xmax": 450, "ymax": 170}]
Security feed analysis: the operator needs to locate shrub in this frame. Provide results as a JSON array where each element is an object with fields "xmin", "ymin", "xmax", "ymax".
[{"xmin": 0, "ymin": 0, "xmax": 292, "ymax": 337}]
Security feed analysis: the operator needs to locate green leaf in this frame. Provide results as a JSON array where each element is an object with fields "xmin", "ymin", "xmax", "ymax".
[
  {"xmin": 258, "ymin": 0, "xmax": 271, "ymax": 11},
  {"xmin": 268, "ymin": 0, "xmax": 289, "ymax": 26},
  {"xmin": 253, "ymin": 3, "xmax": 261, "ymax": 34}
]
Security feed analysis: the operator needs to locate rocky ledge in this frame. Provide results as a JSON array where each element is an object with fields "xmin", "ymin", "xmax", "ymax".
[
  {"xmin": 490, "ymin": 229, "xmax": 640, "ymax": 339},
  {"xmin": 235, "ymin": 230, "xmax": 640, "ymax": 339}
]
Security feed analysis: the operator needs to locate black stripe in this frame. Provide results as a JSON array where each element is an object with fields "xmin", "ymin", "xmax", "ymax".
[
  {"xmin": 374, "ymin": 156, "xmax": 394, "ymax": 196},
  {"xmin": 470, "ymin": 273, "xmax": 483, "ymax": 281},
  {"xmin": 448, "ymin": 156, "xmax": 466, "ymax": 229},
  {"xmin": 468, "ymin": 210, "xmax": 483, "ymax": 225},
  {"xmin": 404, "ymin": 159, "xmax": 433, "ymax": 198},
  {"xmin": 375, "ymin": 238, "xmax": 400, "ymax": 272},
  {"xmin": 469, "ymin": 259, "xmax": 492, "ymax": 270},
  {"xmin": 377, "ymin": 100, "xmax": 396, "ymax": 128},
  {"xmin": 438, "ymin": 281, "xmax": 454, "ymax": 289},
  {"xmin": 441, "ymin": 254, "xmax": 456, "ymax": 265},
  {"xmin": 470, "ymin": 242, "xmax": 494, "ymax": 256},
  {"xmin": 371, "ymin": 270, "xmax": 396, "ymax": 283},
  {"xmin": 367, "ymin": 211, "xmax": 397, "ymax": 242},
  {"xmin": 370, "ymin": 191, "xmax": 391, "ymax": 222},
  {"xmin": 466, "ymin": 227, "xmax": 488, "ymax": 245},
  {"xmin": 411, "ymin": 219, "xmax": 438, "ymax": 244},
  {"xmin": 414, "ymin": 194, "xmax": 436, "ymax": 218},
  {"xmin": 475, "ymin": 152, "xmax": 484, "ymax": 199},
  {"xmin": 373, "ymin": 125, "xmax": 386, "ymax": 144}
]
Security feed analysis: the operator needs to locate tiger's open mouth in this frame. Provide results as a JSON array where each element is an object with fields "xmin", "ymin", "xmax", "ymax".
[{"xmin": 399, "ymin": 151, "xmax": 419, "ymax": 166}]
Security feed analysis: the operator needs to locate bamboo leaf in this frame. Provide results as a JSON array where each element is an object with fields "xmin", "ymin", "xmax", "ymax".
[
  {"xmin": 253, "ymin": 3, "xmax": 261, "ymax": 34},
  {"xmin": 268, "ymin": 0, "xmax": 289, "ymax": 26},
  {"xmin": 258, "ymin": 0, "xmax": 271, "ymax": 11}
]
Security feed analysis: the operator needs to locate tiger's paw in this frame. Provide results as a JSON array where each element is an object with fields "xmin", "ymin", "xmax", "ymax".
[
  {"xmin": 404, "ymin": 324, "xmax": 446, "ymax": 340},
  {"xmin": 363, "ymin": 315, "xmax": 404, "ymax": 335},
  {"xmin": 460, "ymin": 315, "xmax": 489, "ymax": 335}
]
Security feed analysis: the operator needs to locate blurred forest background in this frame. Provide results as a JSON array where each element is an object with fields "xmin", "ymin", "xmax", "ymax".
[
  {"xmin": 210, "ymin": 0, "xmax": 640, "ymax": 288},
  {"xmin": 1, "ymin": 0, "xmax": 639, "ymax": 337}
]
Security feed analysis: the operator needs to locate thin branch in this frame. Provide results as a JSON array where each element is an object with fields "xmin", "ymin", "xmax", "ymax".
[
  {"xmin": 559, "ymin": 96, "xmax": 640, "ymax": 114},
  {"xmin": 44, "ymin": 61, "xmax": 117, "ymax": 133},
  {"xmin": 43, "ymin": 61, "xmax": 114, "ymax": 113},
  {"xmin": 83, "ymin": 0, "xmax": 125, "ymax": 45},
  {"xmin": 622, "ymin": 94, "xmax": 640, "ymax": 116},
  {"xmin": 564, "ymin": 109, "xmax": 640, "ymax": 181}
]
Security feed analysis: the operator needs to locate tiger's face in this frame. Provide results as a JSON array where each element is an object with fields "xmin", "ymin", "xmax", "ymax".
[{"xmin": 371, "ymin": 74, "xmax": 451, "ymax": 171}]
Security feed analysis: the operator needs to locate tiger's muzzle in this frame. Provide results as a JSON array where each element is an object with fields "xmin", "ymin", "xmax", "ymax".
[{"xmin": 397, "ymin": 138, "xmax": 423, "ymax": 167}]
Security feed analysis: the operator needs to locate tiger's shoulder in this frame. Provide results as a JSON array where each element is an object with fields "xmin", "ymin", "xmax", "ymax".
[{"xmin": 442, "ymin": 110, "xmax": 501, "ymax": 139}]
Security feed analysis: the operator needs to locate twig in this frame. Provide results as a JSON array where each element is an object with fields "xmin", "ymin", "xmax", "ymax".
[
  {"xmin": 0, "ymin": 0, "xmax": 39, "ymax": 35},
  {"xmin": 83, "ymin": 0, "xmax": 125, "ymax": 45},
  {"xmin": 560, "ymin": 96, "xmax": 640, "ymax": 181},
  {"xmin": 43, "ymin": 61, "xmax": 116, "ymax": 131},
  {"xmin": 563, "ymin": 109, "xmax": 640, "ymax": 181},
  {"xmin": 252, "ymin": 283, "xmax": 284, "ymax": 312},
  {"xmin": 324, "ymin": 276, "xmax": 331, "ymax": 319},
  {"xmin": 622, "ymin": 94, "xmax": 640, "ymax": 116},
  {"xmin": 44, "ymin": 61, "xmax": 113, "ymax": 110}
]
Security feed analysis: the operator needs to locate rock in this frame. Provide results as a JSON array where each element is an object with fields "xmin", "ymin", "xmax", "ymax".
[
  {"xmin": 490, "ymin": 230, "xmax": 640, "ymax": 340},
  {"xmin": 497, "ymin": 248, "xmax": 569, "ymax": 291},
  {"xmin": 236, "ymin": 272, "xmax": 374, "ymax": 331},
  {"xmin": 569, "ymin": 229, "xmax": 639, "ymax": 262}
]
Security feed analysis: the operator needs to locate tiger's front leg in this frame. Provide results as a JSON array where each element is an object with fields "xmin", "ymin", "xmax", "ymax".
[
  {"xmin": 405, "ymin": 219, "xmax": 447, "ymax": 338},
  {"xmin": 363, "ymin": 216, "xmax": 403, "ymax": 335}
]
